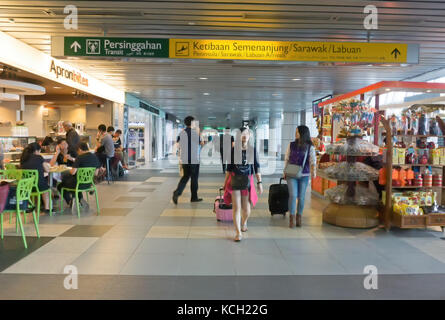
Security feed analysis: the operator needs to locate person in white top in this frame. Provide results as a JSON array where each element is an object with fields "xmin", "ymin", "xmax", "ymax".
[{"xmin": 283, "ymin": 125, "xmax": 317, "ymax": 228}]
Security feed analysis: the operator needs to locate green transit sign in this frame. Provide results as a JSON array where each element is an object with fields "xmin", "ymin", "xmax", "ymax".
[{"xmin": 63, "ymin": 37, "xmax": 169, "ymax": 58}]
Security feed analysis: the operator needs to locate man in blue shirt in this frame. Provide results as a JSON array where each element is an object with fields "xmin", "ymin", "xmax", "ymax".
[{"xmin": 172, "ymin": 116, "xmax": 203, "ymax": 204}]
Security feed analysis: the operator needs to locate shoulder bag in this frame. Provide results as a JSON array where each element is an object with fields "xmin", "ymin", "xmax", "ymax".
[
  {"xmin": 284, "ymin": 145, "xmax": 309, "ymax": 179},
  {"xmin": 231, "ymin": 165, "xmax": 251, "ymax": 190}
]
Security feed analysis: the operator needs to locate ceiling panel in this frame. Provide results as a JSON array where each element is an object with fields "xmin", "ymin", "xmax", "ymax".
[{"xmin": 1, "ymin": 0, "xmax": 445, "ymax": 126}]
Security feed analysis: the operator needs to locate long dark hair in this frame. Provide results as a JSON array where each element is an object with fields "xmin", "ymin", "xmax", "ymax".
[
  {"xmin": 297, "ymin": 125, "xmax": 313, "ymax": 147},
  {"xmin": 20, "ymin": 142, "xmax": 41, "ymax": 164}
]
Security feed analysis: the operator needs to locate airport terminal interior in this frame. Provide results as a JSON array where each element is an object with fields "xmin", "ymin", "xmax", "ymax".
[{"xmin": 1, "ymin": 0, "xmax": 445, "ymax": 300}]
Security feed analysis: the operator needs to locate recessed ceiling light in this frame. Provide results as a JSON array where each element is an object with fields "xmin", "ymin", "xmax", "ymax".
[
  {"xmin": 203, "ymin": 93, "xmax": 210, "ymax": 96},
  {"xmin": 385, "ymin": 88, "xmax": 391, "ymax": 91},
  {"xmin": 199, "ymin": 77, "xmax": 208, "ymax": 80},
  {"xmin": 188, "ymin": 22, "xmax": 196, "ymax": 25},
  {"xmin": 53, "ymin": 86, "xmax": 62, "ymax": 89},
  {"xmin": 292, "ymin": 78, "xmax": 301, "ymax": 81},
  {"xmin": 248, "ymin": 77, "xmax": 256, "ymax": 80},
  {"xmin": 272, "ymin": 93, "xmax": 280, "ymax": 96},
  {"xmin": 427, "ymin": 90, "xmax": 432, "ymax": 93}
]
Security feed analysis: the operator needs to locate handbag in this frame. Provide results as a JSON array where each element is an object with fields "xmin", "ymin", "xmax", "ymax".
[
  {"xmin": 231, "ymin": 174, "xmax": 250, "ymax": 190},
  {"xmin": 284, "ymin": 145, "xmax": 309, "ymax": 179}
]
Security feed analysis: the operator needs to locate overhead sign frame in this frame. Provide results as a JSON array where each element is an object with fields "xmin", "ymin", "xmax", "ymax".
[{"xmin": 52, "ymin": 36, "xmax": 419, "ymax": 64}]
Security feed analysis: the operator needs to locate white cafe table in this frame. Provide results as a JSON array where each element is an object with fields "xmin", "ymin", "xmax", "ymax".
[{"xmin": 49, "ymin": 166, "xmax": 72, "ymax": 213}]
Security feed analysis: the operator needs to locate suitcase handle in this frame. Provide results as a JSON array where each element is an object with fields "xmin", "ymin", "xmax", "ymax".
[
  {"xmin": 219, "ymin": 187, "xmax": 224, "ymax": 199},
  {"xmin": 280, "ymin": 178, "xmax": 286, "ymax": 184}
]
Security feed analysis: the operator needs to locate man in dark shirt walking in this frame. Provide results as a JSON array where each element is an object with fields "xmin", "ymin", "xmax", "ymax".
[
  {"xmin": 172, "ymin": 116, "xmax": 203, "ymax": 204},
  {"xmin": 63, "ymin": 121, "xmax": 80, "ymax": 158}
]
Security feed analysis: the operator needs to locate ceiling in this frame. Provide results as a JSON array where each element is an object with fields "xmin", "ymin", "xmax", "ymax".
[{"xmin": 2, "ymin": 0, "xmax": 445, "ymax": 126}]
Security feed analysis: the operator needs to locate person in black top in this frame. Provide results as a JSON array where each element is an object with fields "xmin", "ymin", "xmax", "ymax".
[
  {"xmin": 49, "ymin": 138, "xmax": 75, "ymax": 167},
  {"xmin": 114, "ymin": 129, "xmax": 122, "ymax": 149},
  {"xmin": 63, "ymin": 121, "xmax": 80, "ymax": 158},
  {"xmin": 223, "ymin": 127, "xmax": 263, "ymax": 242},
  {"xmin": 20, "ymin": 142, "xmax": 51, "ymax": 213},
  {"xmin": 172, "ymin": 116, "xmax": 204, "ymax": 204},
  {"xmin": 113, "ymin": 129, "xmax": 128, "ymax": 170},
  {"xmin": 41, "ymin": 136, "xmax": 54, "ymax": 153},
  {"xmin": 57, "ymin": 142, "xmax": 100, "ymax": 212}
]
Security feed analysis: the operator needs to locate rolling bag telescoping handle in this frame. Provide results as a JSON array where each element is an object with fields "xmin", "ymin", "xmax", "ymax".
[{"xmin": 219, "ymin": 187, "xmax": 224, "ymax": 200}]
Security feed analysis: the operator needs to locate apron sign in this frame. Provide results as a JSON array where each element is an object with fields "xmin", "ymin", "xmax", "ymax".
[
  {"xmin": 169, "ymin": 39, "xmax": 416, "ymax": 63},
  {"xmin": 62, "ymin": 37, "xmax": 169, "ymax": 57},
  {"xmin": 52, "ymin": 36, "xmax": 418, "ymax": 64}
]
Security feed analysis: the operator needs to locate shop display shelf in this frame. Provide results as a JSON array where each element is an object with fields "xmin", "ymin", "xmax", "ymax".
[
  {"xmin": 391, "ymin": 135, "xmax": 445, "ymax": 138},
  {"xmin": 391, "ymin": 185, "xmax": 443, "ymax": 189},
  {"xmin": 392, "ymin": 211, "xmax": 426, "ymax": 229},
  {"xmin": 426, "ymin": 214, "xmax": 445, "ymax": 226},
  {"xmin": 380, "ymin": 110, "xmax": 445, "ymax": 231},
  {"xmin": 389, "ymin": 163, "xmax": 445, "ymax": 167}
]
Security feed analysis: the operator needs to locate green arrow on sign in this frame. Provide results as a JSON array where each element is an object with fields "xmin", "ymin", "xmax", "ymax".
[{"xmin": 70, "ymin": 41, "xmax": 81, "ymax": 52}]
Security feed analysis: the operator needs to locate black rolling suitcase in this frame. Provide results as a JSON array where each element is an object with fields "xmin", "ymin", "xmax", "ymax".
[{"xmin": 268, "ymin": 178, "xmax": 289, "ymax": 215}]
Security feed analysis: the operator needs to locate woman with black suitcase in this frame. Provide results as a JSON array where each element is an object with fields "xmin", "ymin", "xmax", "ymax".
[
  {"xmin": 223, "ymin": 127, "xmax": 263, "ymax": 242},
  {"xmin": 283, "ymin": 126, "xmax": 317, "ymax": 228}
]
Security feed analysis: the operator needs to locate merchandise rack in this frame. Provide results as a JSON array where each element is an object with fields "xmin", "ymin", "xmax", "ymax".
[
  {"xmin": 380, "ymin": 116, "xmax": 445, "ymax": 231},
  {"xmin": 319, "ymin": 136, "xmax": 380, "ymax": 229}
]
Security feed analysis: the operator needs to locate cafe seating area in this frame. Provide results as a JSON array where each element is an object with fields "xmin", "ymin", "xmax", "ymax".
[{"xmin": 0, "ymin": 166, "xmax": 101, "ymax": 248}]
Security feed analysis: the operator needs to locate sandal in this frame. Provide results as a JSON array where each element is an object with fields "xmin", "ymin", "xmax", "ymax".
[
  {"xmin": 241, "ymin": 225, "xmax": 248, "ymax": 232},
  {"xmin": 234, "ymin": 233, "xmax": 243, "ymax": 242}
]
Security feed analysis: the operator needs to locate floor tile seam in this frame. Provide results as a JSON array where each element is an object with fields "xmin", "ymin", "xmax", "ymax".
[
  {"xmin": 381, "ymin": 253, "xmax": 445, "ymax": 273},
  {"xmin": 35, "ymin": 237, "xmax": 100, "ymax": 255},
  {"xmin": 112, "ymin": 244, "xmax": 146, "ymax": 276}
]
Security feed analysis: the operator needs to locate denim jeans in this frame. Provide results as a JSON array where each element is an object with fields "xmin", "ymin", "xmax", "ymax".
[{"xmin": 286, "ymin": 176, "xmax": 310, "ymax": 216}]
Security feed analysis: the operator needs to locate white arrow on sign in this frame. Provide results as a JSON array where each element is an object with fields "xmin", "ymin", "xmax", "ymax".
[{"xmin": 70, "ymin": 41, "xmax": 81, "ymax": 52}]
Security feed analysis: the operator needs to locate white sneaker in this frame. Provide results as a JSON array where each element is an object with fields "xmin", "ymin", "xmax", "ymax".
[
  {"xmin": 71, "ymin": 200, "xmax": 78, "ymax": 215},
  {"xmin": 80, "ymin": 198, "xmax": 90, "ymax": 211}
]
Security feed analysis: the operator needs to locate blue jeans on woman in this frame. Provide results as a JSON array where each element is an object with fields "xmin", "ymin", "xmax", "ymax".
[{"xmin": 286, "ymin": 176, "xmax": 310, "ymax": 216}]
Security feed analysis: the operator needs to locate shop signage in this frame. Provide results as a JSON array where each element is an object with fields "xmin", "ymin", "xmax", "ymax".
[
  {"xmin": 169, "ymin": 39, "xmax": 418, "ymax": 63},
  {"xmin": 63, "ymin": 37, "xmax": 169, "ymax": 58},
  {"xmin": 49, "ymin": 60, "xmax": 89, "ymax": 86},
  {"xmin": 312, "ymin": 95, "xmax": 333, "ymax": 118},
  {"xmin": 139, "ymin": 101, "xmax": 159, "ymax": 115}
]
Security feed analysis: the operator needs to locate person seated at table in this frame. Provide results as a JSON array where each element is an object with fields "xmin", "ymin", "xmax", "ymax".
[
  {"xmin": 49, "ymin": 138, "xmax": 75, "ymax": 167},
  {"xmin": 95, "ymin": 124, "xmax": 115, "ymax": 168},
  {"xmin": 113, "ymin": 129, "xmax": 128, "ymax": 170},
  {"xmin": 20, "ymin": 142, "xmax": 50, "ymax": 213},
  {"xmin": 57, "ymin": 142, "xmax": 101, "ymax": 212},
  {"xmin": 41, "ymin": 136, "xmax": 54, "ymax": 153}
]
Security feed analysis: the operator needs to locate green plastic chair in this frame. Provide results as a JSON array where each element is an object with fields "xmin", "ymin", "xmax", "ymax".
[
  {"xmin": 5, "ymin": 163, "xmax": 18, "ymax": 170},
  {"xmin": 61, "ymin": 167, "xmax": 100, "ymax": 218},
  {"xmin": 21, "ymin": 169, "xmax": 52, "ymax": 223},
  {"xmin": 0, "ymin": 169, "xmax": 25, "ymax": 224},
  {"xmin": 0, "ymin": 169, "xmax": 22, "ymax": 180},
  {"xmin": 1, "ymin": 177, "xmax": 39, "ymax": 249}
]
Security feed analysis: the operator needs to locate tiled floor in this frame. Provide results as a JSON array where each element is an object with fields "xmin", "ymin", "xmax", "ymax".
[{"xmin": 1, "ymin": 159, "xmax": 445, "ymax": 299}]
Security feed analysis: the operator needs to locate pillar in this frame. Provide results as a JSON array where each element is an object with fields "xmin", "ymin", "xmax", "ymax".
[
  {"xmin": 281, "ymin": 112, "xmax": 302, "ymax": 160},
  {"xmin": 269, "ymin": 115, "xmax": 282, "ymax": 159}
]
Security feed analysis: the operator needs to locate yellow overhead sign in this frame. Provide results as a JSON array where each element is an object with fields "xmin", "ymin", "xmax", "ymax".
[{"xmin": 169, "ymin": 39, "xmax": 416, "ymax": 63}]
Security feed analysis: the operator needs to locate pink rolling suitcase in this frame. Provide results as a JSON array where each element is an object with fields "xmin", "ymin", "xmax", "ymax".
[{"xmin": 214, "ymin": 187, "xmax": 233, "ymax": 221}]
